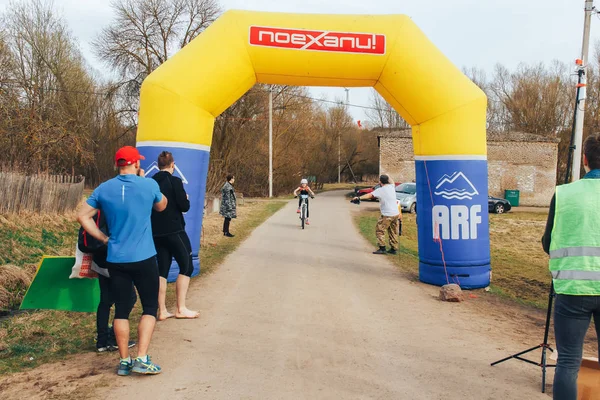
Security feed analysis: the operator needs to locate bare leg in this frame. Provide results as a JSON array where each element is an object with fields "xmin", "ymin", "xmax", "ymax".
[
  {"xmin": 175, "ymin": 275, "xmax": 199, "ymax": 319},
  {"xmin": 113, "ymin": 319, "xmax": 130, "ymax": 359},
  {"xmin": 136, "ymin": 315, "xmax": 157, "ymax": 358},
  {"xmin": 157, "ymin": 277, "xmax": 174, "ymax": 321}
]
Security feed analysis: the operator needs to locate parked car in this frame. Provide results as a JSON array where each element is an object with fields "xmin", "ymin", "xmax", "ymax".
[
  {"xmin": 392, "ymin": 184, "xmax": 511, "ymax": 214},
  {"xmin": 395, "ymin": 183, "xmax": 417, "ymax": 213},
  {"xmin": 488, "ymin": 196, "xmax": 512, "ymax": 214},
  {"xmin": 355, "ymin": 184, "xmax": 381, "ymax": 197}
]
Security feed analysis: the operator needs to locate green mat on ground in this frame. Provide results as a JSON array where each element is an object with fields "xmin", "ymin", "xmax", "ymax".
[{"xmin": 20, "ymin": 256, "xmax": 100, "ymax": 312}]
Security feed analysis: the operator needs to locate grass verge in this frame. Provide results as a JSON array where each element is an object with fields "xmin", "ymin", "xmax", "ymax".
[
  {"xmin": 0, "ymin": 200, "xmax": 285, "ymax": 375},
  {"xmin": 0, "ymin": 213, "xmax": 79, "ymax": 310},
  {"xmin": 354, "ymin": 209, "xmax": 551, "ymax": 308},
  {"xmin": 317, "ymin": 183, "xmax": 376, "ymax": 196},
  {"xmin": 319, "ymin": 183, "xmax": 360, "ymax": 192}
]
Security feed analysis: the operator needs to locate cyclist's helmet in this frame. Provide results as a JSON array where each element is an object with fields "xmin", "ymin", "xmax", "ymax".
[{"xmin": 301, "ymin": 178, "xmax": 308, "ymax": 184}]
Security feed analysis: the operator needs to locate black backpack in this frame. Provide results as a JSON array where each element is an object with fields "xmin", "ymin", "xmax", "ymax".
[{"xmin": 78, "ymin": 210, "xmax": 108, "ymax": 253}]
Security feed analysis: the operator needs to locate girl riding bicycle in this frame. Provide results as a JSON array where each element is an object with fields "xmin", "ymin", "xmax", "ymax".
[{"xmin": 293, "ymin": 179, "xmax": 315, "ymax": 224}]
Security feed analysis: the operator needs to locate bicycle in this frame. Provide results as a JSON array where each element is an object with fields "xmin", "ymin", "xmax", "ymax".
[{"xmin": 297, "ymin": 194, "xmax": 313, "ymax": 229}]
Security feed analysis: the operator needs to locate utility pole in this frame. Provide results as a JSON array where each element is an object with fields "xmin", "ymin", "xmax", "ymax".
[
  {"xmin": 339, "ymin": 88, "xmax": 350, "ymax": 184},
  {"xmin": 572, "ymin": 0, "xmax": 595, "ymax": 181},
  {"xmin": 338, "ymin": 130, "xmax": 341, "ymax": 184},
  {"xmin": 269, "ymin": 90, "xmax": 273, "ymax": 197},
  {"xmin": 344, "ymin": 88, "xmax": 350, "ymax": 109}
]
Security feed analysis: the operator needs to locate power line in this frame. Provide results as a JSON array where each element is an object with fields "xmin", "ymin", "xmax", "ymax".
[
  {"xmin": 255, "ymin": 88, "xmax": 386, "ymax": 112},
  {"xmin": 0, "ymin": 80, "xmax": 391, "ymax": 113},
  {"xmin": 0, "ymin": 81, "xmax": 132, "ymax": 98}
]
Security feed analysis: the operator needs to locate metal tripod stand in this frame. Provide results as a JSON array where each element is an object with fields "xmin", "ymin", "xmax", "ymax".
[{"xmin": 491, "ymin": 285, "xmax": 556, "ymax": 393}]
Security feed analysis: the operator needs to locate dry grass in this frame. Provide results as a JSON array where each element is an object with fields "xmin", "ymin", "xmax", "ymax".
[
  {"xmin": 354, "ymin": 210, "xmax": 553, "ymax": 308},
  {"xmin": 0, "ymin": 265, "xmax": 35, "ymax": 310},
  {"xmin": 0, "ymin": 309, "xmax": 98, "ymax": 374},
  {"xmin": 0, "ymin": 199, "xmax": 285, "ymax": 375},
  {"xmin": 488, "ymin": 212, "xmax": 551, "ymax": 306},
  {"xmin": 0, "ymin": 212, "xmax": 79, "ymax": 266},
  {"xmin": 319, "ymin": 183, "xmax": 361, "ymax": 192},
  {"xmin": 0, "ymin": 212, "xmax": 79, "ymax": 310}
]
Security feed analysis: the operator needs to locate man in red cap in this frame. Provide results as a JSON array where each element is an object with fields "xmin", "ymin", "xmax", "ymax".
[{"xmin": 78, "ymin": 146, "xmax": 167, "ymax": 376}]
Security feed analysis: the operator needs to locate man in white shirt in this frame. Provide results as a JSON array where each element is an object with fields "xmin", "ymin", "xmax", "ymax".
[{"xmin": 353, "ymin": 175, "xmax": 401, "ymax": 255}]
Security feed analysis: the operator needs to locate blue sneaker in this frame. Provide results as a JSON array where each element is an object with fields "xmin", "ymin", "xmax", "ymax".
[
  {"xmin": 117, "ymin": 359, "xmax": 133, "ymax": 376},
  {"xmin": 132, "ymin": 355, "xmax": 162, "ymax": 375}
]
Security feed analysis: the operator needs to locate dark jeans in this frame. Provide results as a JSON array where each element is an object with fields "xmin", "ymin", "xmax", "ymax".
[
  {"xmin": 97, "ymin": 275, "xmax": 137, "ymax": 346},
  {"xmin": 223, "ymin": 217, "xmax": 232, "ymax": 234},
  {"xmin": 553, "ymin": 294, "xmax": 600, "ymax": 400}
]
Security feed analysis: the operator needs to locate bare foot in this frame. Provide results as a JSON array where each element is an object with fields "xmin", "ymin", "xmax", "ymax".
[
  {"xmin": 158, "ymin": 311, "xmax": 175, "ymax": 321},
  {"xmin": 175, "ymin": 309, "xmax": 200, "ymax": 319}
]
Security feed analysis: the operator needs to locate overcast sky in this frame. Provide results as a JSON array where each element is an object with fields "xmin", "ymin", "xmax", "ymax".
[{"xmin": 0, "ymin": 0, "xmax": 597, "ymax": 122}]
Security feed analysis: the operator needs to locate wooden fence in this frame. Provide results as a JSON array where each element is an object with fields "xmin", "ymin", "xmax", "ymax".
[{"xmin": 0, "ymin": 173, "xmax": 85, "ymax": 214}]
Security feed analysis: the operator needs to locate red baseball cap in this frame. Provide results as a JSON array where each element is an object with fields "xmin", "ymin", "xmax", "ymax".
[{"xmin": 115, "ymin": 146, "xmax": 145, "ymax": 167}]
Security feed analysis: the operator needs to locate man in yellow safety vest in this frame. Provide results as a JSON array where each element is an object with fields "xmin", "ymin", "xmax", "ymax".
[{"xmin": 542, "ymin": 134, "xmax": 600, "ymax": 400}]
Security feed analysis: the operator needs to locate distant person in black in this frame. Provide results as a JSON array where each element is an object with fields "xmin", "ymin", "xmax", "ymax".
[{"xmin": 151, "ymin": 151, "xmax": 199, "ymax": 321}]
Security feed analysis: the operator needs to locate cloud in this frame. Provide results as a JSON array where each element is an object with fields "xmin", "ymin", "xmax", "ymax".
[{"xmin": 0, "ymin": 0, "xmax": 592, "ymax": 122}]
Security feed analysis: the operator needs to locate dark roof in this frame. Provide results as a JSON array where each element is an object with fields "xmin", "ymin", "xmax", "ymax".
[{"xmin": 378, "ymin": 130, "xmax": 560, "ymax": 143}]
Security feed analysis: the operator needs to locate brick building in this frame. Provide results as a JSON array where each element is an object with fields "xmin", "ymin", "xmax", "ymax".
[{"xmin": 378, "ymin": 130, "xmax": 559, "ymax": 207}]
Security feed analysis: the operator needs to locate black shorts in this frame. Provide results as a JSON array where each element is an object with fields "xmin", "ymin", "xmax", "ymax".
[
  {"xmin": 106, "ymin": 256, "xmax": 159, "ymax": 319},
  {"xmin": 154, "ymin": 231, "xmax": 194, "ymax": 279}
]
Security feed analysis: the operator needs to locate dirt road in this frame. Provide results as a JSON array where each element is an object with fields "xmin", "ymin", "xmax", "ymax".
[{"xmin": 100, "ymin": 191, "xmax": 549, "ymax": 399}]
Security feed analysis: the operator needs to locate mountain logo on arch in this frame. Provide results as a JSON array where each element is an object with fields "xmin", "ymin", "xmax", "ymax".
[
  {"xmin": 145, "ymin": 162, "xmax": 189, "ymax": 184},
  {"xmin": 434, "ymin": 171, "xmax": 479, "ymax": 201}
]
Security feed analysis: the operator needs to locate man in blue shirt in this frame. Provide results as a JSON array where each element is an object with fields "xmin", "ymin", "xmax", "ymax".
[{"xmin": 78, "ymin": 146, "xmax": 167, "ymax": 376}]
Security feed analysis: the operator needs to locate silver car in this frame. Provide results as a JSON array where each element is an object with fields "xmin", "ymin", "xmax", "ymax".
[{"xmin": 395, "ymin": 183, "xmax": 417, "ymax": 213}]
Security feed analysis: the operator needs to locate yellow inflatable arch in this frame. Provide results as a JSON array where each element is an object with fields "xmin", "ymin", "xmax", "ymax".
[{"xmin": 137, "ymin": 10, "xmax": 491, "ymax": 288}]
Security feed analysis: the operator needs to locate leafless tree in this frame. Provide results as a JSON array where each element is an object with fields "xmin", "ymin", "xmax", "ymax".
[
  {"xmin": 467, "ymin": 62, "xmax": 576, "ymax": 182},
  {"xmin": 489, "ymin": 62, "xmax": 571, "ymax": 135},
  {"xmin": 1, "ymin": 0, "xmax": 93, "ymax": 171},
  {"xmin": 365, "ymin": 89, "xmax": 410, "ymax": 132},
  {"xmin": 93, "ymin": 0, "xmax": 221, "ymax": 97},
  {"xmin": 463, "ymin": 66, "xmax": 505, "ymax": 132},
  {"xmin": 0, "ymin": 0, "xmax": 128, "ymax": 182},
  {"xmin": 0, "ymin": 29, "xmax": 13, "ymax": 88}
]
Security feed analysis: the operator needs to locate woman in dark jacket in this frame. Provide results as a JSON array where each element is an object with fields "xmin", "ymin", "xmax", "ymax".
[
  {"xmin": 220, "ymin": 174, "xmax": 237, "ymax": 237},
  {"xmin": 151, "ymin": 151, "xmax": 199, "ymax": 320}
]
